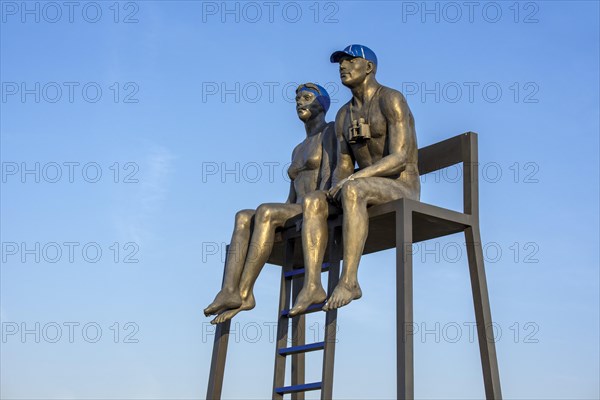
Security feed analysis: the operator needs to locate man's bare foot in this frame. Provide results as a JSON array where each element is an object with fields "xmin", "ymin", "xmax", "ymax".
[
  {"xmin": 210, "ymin": 292, "xmax": 256, "ymax": 324},
  {"xmin": 322, "ymin": 281, "xmax": 362, "ymax": 311},
  {"xmin": 203, "ymin": 289, "xmax": 242, "ymax": 317},
  {"xmin": 288, "ymin": 284, "xmax": 327, "ymax": 317}
]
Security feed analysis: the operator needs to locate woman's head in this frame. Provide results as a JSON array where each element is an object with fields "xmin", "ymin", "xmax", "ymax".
[{"xmin": 295, "ymin": 83, "xmax": 330, "ymax": 122}]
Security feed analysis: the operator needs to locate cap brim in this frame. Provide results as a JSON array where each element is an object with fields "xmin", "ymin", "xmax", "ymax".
[{"xmin": 330, "ymin": 50, "xmax": 352, "ymax": 63}]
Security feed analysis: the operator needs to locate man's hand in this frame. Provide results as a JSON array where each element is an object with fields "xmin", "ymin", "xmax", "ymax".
[{"xmin": 327, "ymin": 175, "xmax": 354, "ymax": 202}]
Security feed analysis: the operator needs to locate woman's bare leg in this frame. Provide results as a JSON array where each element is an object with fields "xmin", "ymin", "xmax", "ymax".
[
  {"xmin": 204, "ymin": 209, "xmax": 255, "ymax": 316},
  {"xmin": 212, "ymin": 203, "xmax": 302, "ymax": 324}
]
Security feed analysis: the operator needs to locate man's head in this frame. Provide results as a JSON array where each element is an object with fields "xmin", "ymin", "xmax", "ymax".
[
  {"xmin": 330, "ymin": 44, "xmax": 377, "ymax": 88},
  {"xmin": 295, "ymin": 83, "xmax": 330, "ymax": 122}
]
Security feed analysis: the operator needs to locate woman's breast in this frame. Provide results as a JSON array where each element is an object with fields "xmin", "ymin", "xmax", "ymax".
[
  {"xmin": 304, "ymin": 153, "xmax": 321, "ymax": 170},
  {"xmin": 287, "ymin": 138, "xmax": 323, "ymax": 180}
]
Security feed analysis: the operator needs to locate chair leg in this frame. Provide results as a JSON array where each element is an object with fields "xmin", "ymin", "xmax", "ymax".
[
  {"xmin": 396, "ymin": 203, "xmax": 414, "ymax": 400},
  {"xmin": 464, "ymin": 226, "xmax": 503, "ymax": 399},
  {"xmin": 206, "ymin": 320, "xmax": 230, "ymax": 400},
  {"xmin": 206, "ymin": 247, "xmax": 234, "ymax": 400}
]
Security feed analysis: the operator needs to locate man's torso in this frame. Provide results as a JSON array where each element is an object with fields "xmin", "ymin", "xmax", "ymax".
[{"xmin": 340, "ymin": 85, "xmax": 418, "ymax": 178}]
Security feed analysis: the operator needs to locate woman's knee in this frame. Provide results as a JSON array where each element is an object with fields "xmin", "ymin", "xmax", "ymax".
[
  {"xmin": 235, "ymin": 209, "xmax": 255, "ymax": 229},
  {"xmin": 255, "ymin": 204, "xmax": 274, "ymax": 224}
]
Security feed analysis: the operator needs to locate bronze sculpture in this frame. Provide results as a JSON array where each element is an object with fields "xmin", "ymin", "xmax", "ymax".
[
  {"xmin": 204, "ymin": 83, "xmax": 336, "ymax": 324},
  {"xmin": 206, "ymin": 46, "xmax": 502, "ymax": 400},
  {"xmin": 289, "ymin": 44, "xmax": 420, "ymax": 315}
]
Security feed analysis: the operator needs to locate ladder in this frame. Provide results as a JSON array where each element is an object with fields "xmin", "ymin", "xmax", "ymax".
[
  {"xmin": 272, "ymin": 227, "xmax": 342, "ymax": 399},
  {"xmin": 206, "ymin": 225, "xmax": 342, "ymax": 400}
]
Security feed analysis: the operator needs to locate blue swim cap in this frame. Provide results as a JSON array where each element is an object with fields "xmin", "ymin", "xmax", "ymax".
[
  {"xmin": 296, "ymin": 83, "xmax": 331, "ymax": 114},
  {"xmin": 330, "ymin": 44, "xmax": 378, "ymax": 66}
]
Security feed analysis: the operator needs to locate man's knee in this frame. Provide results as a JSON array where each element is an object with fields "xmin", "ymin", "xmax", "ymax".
[
  {"xmin": 235, "ymin": 209, "xmax": 254, "ymax": 229},
  {"xmin": 303, "ymin": 192, "xmax": 328, "ymax": 217},
  {"xmin": 341, "ymin": 180, "xmax": 362, "ymax": 205}
]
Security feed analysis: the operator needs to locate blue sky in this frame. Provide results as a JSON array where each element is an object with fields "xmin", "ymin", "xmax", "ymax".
[{"xmin": 1, "ymin": 1, "xmax": 598, "ymax": 399}]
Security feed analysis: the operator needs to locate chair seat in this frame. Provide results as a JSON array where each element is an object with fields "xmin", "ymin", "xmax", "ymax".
[{"xmin": 266, "ymin": 198, "xmax": 473, "ymax": 267}]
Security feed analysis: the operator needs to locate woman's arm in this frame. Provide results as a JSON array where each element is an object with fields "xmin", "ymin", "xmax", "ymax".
[
  {"xmin": 286, "ymin": 144, "xmax": 300, "ymax": 203},
  {"xmin": 286, "ymin": 181, "xmax": 297, "ymax": 204}
]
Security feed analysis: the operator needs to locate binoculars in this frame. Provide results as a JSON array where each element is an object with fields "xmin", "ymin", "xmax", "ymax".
[{"xmin": 348, "ymin": 118, "xmax": 371, "ymax": 143}]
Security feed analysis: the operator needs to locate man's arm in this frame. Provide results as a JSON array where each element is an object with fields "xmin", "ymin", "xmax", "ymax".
[
  {"xmin": 318, "ymin": 122, "xmax": 337, "ymax": 191},
  {"xmin": 327, "ymin": 107, "xmax": 356, "ymax": 199},
  {"xmin": 352, "ymin": 89, "xmax": 414, "ymax": 180}
]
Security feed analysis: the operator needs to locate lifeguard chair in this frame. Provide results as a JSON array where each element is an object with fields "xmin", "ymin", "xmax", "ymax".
[{"xmin": 206, "ymin": 132, "xmax": 502, "ymax": 399}]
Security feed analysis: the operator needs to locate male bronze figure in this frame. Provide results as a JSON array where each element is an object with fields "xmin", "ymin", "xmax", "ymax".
[
  {"xmin": 204, "ymin": 83, "xmax": 336, "ymax": 324},
  {"xmin": 289, "ymin": 45, "xmax": 421, "ymax": 316}
]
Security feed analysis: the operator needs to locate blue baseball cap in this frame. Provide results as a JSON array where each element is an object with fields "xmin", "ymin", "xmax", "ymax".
[
  {"xmin": 296, "ymin": 83, "xmax": 331, "ymax": 113},
  {"xmin": 330, "ymin": 44, "xmax": 378, "ymax": 66}
]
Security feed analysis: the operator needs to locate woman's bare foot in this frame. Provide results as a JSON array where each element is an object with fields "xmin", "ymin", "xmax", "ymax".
[
  {"xmin": 288, "ymin": 284, "xmax": 327, "ymax": 317},
  {"xmin": 203, "ymin": 288, "xmax": 242, "ymax": 317},
  {"xmin": 210, "ymin": 292, "xmax": 256, "ymax": 324},
  {"xmin": 322, "ymin": 281, "xmax": 362, "ymax": 311}
]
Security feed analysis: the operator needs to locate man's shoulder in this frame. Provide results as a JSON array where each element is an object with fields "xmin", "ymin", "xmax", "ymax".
[
  {"xmin": 333, "ymin": 102, "xmax": 351, "ymax": 132},
  {"xmin": 377, "ymin": 85, "xmax": 411, "ymax": 116},
  {"xmin": 378, "ymin": 85, "xmax": 408, "ymax": 104}
]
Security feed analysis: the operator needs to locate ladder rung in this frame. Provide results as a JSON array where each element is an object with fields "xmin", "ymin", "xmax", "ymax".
[
  {"xmin": 275, "ymin": 381, "xmax": 322, "ymax": 394},
  {"xmin": 281, "ymin": 302, "xmax": 325, "ymax": 318},
  {"xmin": 285, "ymin": 263, "xmax": 331, "ymax": 279},
  {"xmin": 278, "ymin": 341, "xmax": 325, "ymax": 356}
]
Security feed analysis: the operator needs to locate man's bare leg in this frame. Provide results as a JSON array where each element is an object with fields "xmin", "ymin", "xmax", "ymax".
[
  {"xmin": 323, "ymin": 181, "xmax": 365, "ymax": 310},
  {"xmin": 204, "ymin": 209, "xmax": 255, "ymax": 316},
  {"xmin": 324, "ymin": 178, "xmax": 415, "ymax": 311},
  {"xmin": 212, "ymin": 203, "xmax": 302, "ymax": 324},
  {"xmin": 289, "ymin": 192, "xmax": 328, "ymax": 317}
]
